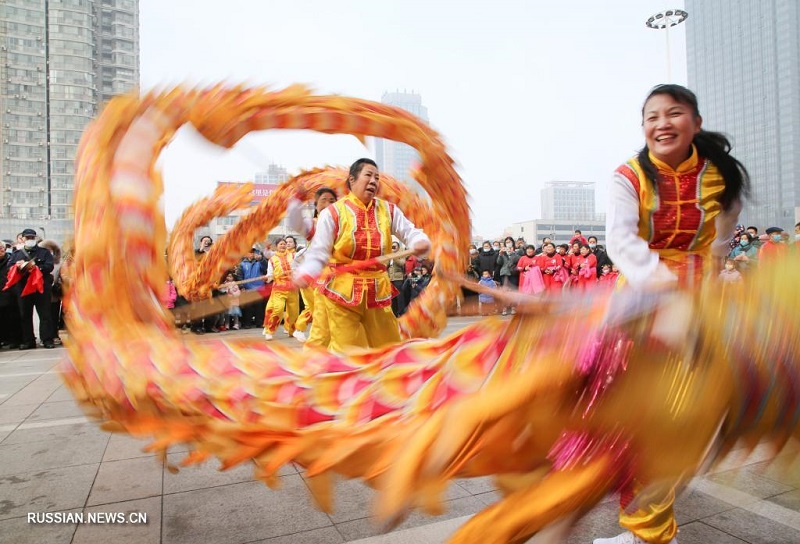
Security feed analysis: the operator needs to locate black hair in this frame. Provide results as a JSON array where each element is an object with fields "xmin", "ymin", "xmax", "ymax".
[
  {"xmin": 347, "ymin": 158, "xmax": 378, "ymax": 189},
  {"xmin": 637, "ymin": 84, "xmax": 750, "ymax": 211},
  {"xmin": 314, "ymin": 187, "xmax": 337, "ymax": 217},
  {"xmin": 574, "ymin": 230, "xmax": 582, "ymax": 235},
  {"xmin": 579, "ymin": 243, "xmax": 591, "ymax": 251},
  {"xmin": 747, "ymin": 226, "xmax": 758, "ymax": 233},
  {"xmin": 315, "ymin": 187, "xmax": 336, "ymax": 201},
  {"xmin": 558, "ymin": 244, "xmax": 569, "ymax": 251},
  {"xmin": 542, "ymin": 242, "xmax": 556, "ymax": 251},
  {"xmin": 588, "ymin": 235, "xmax": 598, "ymax": 243},
  {"xmin": 199, "ymin": 235, "xmax": 212, "ymax": 244},
  {"xmin": 739, "ymin": 232, "xmax": 753, "ymax": 244},
  {"xmin": 284, "ymin": 235, "xmax": 296, "ymax": 244},
  {"xmin": 504, "ymin": 236, "xmax": 515, "ymax": 246},
  {"xmin": 525, "ymin": 244, "xmax": 536, "ymax": 251},
  {"xmin": 795, "ymin": 222, "xmax": 800, "ymax": 229}
]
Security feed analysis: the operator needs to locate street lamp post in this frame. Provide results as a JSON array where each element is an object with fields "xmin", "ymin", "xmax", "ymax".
[{"xmin": 646, "ymin": 9, "xmax": 689, "ymax": 82}]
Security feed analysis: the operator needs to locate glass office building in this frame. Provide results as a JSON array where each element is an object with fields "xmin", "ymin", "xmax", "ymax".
[{"xmin": 686, "ymin": 0, "xmax": 800, "ymax": 230}]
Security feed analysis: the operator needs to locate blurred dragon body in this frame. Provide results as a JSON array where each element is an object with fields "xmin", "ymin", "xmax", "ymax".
[{"xmin": 62, "ymin": 86, "xmax": 800, "ymax": 543}]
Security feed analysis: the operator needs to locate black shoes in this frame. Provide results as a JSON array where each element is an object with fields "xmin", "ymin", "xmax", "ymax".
[
  {"xmin": 18, "ymin": 343, "xmax": 36, "ymax": 350},
  {"xmin": 43, "ymin": 341, "xmax": 56, "ymax": 349}
]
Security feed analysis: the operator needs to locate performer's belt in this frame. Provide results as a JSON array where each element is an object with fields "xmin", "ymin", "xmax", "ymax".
[{"xmin": 330, "ymin": 262, "xmax": 387, "ymax": 275}]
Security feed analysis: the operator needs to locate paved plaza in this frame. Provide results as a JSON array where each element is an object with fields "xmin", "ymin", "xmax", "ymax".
[{"xmin": 1, "ymin": 317, "xmax": 800, "ymax": 543}]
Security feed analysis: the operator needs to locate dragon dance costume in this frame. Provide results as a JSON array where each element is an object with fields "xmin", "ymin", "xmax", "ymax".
[
  {"xmin": 606, "ymin": 145, "xmax": 741, "ymax": 543},
  {"xmin": 59, "ymin": 85, "xmax": 800, "ymax": 544},
  {"xmin": 262, "ymin": 248, "xmax": 299, "ymax": 336},
  {"xmin": 295, "ymin": 191, "xmax": 429, "ymax": 352},
  {"xmin": 609, "ymin": 145, "xmax": 741, "ymax": 288}
]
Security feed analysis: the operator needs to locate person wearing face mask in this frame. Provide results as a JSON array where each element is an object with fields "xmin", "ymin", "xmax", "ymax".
[
  {"xmin": 7, "ymin": 228, "xmax": 55, "ymax": 349},
  {"xmin": 0, "ymin": 241, "xmax": 23, "ymax": 349},
  {"xmin": 597, "ymin": 262, "xmax": 620, "ymax": 289},
  {"xmin": 729, "ymin": 232, "xmax": 758, "ymax": 272},
  {"xmin": 759, "ymin": 227, "xmax": 786, "ymax": 262},
  {"xmin": 588, "ymin": 235, "xmax": 610, "ymax": 273},
  {"xmin": 718, "ymin": 258, "xmax": 742, "ymax": 283},
  {"xmin": 476, "ymin": 241, "xmax": 498, "ymax": 279}
]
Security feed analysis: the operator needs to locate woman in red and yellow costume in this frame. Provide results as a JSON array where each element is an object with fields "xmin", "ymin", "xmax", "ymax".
[
  {"xmin": 597, "ymin": 84, "xmax": 750, "ymax": 544},
  {"xmin": 293, "ymin": 158, "xmax": 430, "ymax": 352},
  {"xmin": 262, "ymin": 238, "xmax": 299, "ymax": 341}
]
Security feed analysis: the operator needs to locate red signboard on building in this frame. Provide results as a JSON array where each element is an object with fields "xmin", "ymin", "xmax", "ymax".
[{"xmin": 216, "ymin": 182, "xmax": 280, "ymax": 205}]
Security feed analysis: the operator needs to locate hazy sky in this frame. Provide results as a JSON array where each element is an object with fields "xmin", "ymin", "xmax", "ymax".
[{"xmin": 140, "ymin": 0, "xmax": 688, "ymax": 239}]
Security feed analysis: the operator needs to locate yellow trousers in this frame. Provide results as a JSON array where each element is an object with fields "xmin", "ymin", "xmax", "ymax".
[
  {"xmin": 304, "ymin": 289, "xmax": 331, "ymax": 349},
  {"xmin": 619, "ymin": 485, "xmax": 677, "ymax": 544},
  {"xmin": 323, "ymin": 296, "xmax": 400, "ymax": 352},
  {"xmin": 263, "ymin": 289, "xmax": 299, "ymax": 335},
  {"xmin": 295, "ymin": 288, "xmax": 314, "ymax": 332}
]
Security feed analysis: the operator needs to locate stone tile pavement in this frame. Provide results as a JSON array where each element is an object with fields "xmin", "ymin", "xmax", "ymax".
[{"xmin": 1, "ymin": 318, "xmax": 799, "ymax": 543}]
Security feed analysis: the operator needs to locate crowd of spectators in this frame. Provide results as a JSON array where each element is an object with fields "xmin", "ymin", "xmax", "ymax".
[
  {"xmin": 2, "ymin": 222, "xmax": 797, "ymax": 349},
  {"xmin": 161, "ymin": 234, "xmax": 436, "ymax": 336},
  {"xmin": 465, "ymin": 223, "xmax": 800, "ymax": 314}
]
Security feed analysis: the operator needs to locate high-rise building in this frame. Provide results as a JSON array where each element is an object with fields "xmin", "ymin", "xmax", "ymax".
[
  {"xmin": 0, "ymin": 0, "xmax": 139, "ymax": 242},
  {"xmin": 540, "ymin": 181, "xmax": 597, "ymax": 222},
  {"xmin": 505, "ymin": 180, "xmax": 604, "ymax": 246},
  {"xmin": 373, "ymin": 91, "xmax": 429, "ymax": 192},
  {"xmin": 685, "ymin": 0, "xmax": 800, "ymax": 229},
  {"xmin": 254, "ymin": 163, "xmax": 289, "ymax": 185}
]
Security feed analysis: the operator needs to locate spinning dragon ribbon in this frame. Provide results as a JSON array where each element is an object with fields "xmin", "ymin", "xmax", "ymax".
[{"xmin": 61, "ymin": 85, "xmax": 800, "ymax": 544}]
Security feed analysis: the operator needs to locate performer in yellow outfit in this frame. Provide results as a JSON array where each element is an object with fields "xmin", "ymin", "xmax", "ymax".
[
  {"xmin": 287, "ymin": 187, "xmax": 338, "ymax": 347},
  {"xmin": 597, "ymin": 84, "xmax": 749, "ymax": 544},
  {"xmin": 262, "ymin": 238, "xmax": 300, "ymax": 341},
  {"xmin": 281, "ymin": 235, "xmax": 307, "ymax": 341},
  {"xmin": 294, "ymin": 158, "xmax": 430, "ymax": 352}
]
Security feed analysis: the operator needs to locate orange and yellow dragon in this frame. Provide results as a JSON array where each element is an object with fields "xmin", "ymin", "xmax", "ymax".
[{"xmin": 61, "ymin": 85, "xmax": 800, "ymax": 543}]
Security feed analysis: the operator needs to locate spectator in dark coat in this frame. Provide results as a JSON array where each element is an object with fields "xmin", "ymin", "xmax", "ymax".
[
  {"xmin": 475, "ymin": 242, "xmax": 498, "ymax": 277},
  {"xmin": 588, "ymin": 235, "xmax": 611, "ymax": 272},
  {"xmin": 0, "ymin": 241, "xmax": 22, "ymax": 348},
  {"xmin": 9, "ymin": 229, "xmax": 55, "ymax": 349}
]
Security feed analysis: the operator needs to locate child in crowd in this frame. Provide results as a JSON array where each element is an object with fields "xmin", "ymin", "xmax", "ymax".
[
  {"xmin": 478, "ymin": 269, "xmax": 498, "ymax": 316},
  {"xmin": 718, "ymin": 258, "xmax": 743, "ymax": 284},
  {"xmin": 219, "ymin": 272, "xmax": 242, "ymax": 330},
  {"xmin": 597, "ymin": 263, "xmax": 620, "ymax": 289}
]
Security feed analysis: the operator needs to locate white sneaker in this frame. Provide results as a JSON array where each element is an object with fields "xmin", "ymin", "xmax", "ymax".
[
  {"xmin": 292, "ymin": 330, "xmax": 307, "ymax": 342},
  {"xmin": 264, "ymin": 333, "xmax": 273, "ymax": 341},
  {"xmin": 593, "ymin": 532, "xmax": 677, "ymax": 544}
]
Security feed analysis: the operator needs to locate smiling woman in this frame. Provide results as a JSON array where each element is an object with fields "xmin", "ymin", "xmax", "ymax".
[
  {"xmin": 599, "ymin": 84, "xmax": 752, "ymax": 544},
  {"xmin": 606, "ymin": 84, "xmax": 750, "ymax": 289}
]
